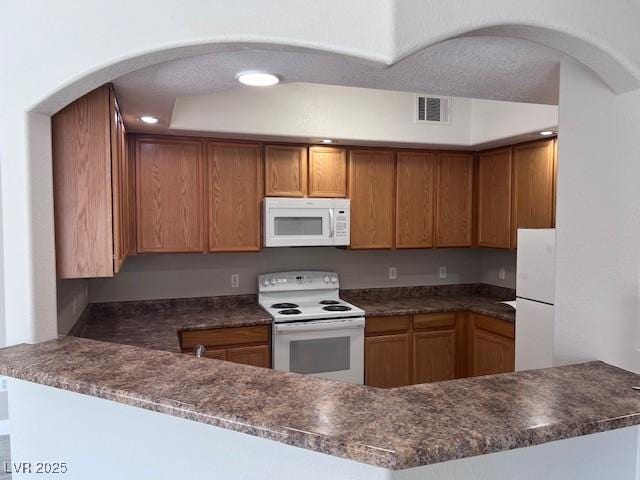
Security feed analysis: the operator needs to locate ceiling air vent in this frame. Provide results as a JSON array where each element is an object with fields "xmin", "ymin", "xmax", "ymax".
[{"xmin": 415, "ymin": 94, "xmax": 451, "ymax": 124}]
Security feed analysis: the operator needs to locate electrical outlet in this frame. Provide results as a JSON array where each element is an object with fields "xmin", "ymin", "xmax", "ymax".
[
  {"xmin": 439, "ymin": 266, "xmax": 447, "ymax": 279},
  {"xmin": 84, "ymin": 283, "xmax": 89, "ymax": 299},
  {"xmin": 499, "ymin": 268, "xmax": 506, "ymax": 280},
  {"xmin": 388, "ymin": 267, "xmax": 397, "ymax": 280},
  {"xmin": 72, "ymin": 296, "xmax": 78, "ymax": 315},
  {"xmin": 231, "ymin": 274, "xmax": 240, "ymax": 288}
]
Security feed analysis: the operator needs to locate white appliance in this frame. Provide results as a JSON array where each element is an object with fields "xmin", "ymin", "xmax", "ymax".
[
  {"xmin": 258, "ymin": 271, "xmax": 364, "ymax": 384},
  {"xmin": 515, "ymin": 228, "xmax": 556, "ymax": 371},
  {"xmin": 263, "ymin": 198, "xmax": 350, "ymax": 247}
]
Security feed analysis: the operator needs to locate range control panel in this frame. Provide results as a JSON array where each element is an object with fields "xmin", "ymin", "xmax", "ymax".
[{"xmin": 258, "ymin": 271, "xmax": 339, "ymax": 292}]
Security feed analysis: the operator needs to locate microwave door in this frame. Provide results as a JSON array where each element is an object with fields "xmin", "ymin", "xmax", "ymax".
[{"xmin": 268, "ymin": 208, "xmax": 332, "ymax": 246}]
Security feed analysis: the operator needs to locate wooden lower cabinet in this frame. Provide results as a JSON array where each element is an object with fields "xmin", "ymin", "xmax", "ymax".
[
  {"xmin": 413, "ymin": 330, "xmax": 456, "ymax": 384},
  {"xmin": 180, "ymin": 325, "xmax": 271, "ymax": 369},
  {"xmin": 469, "ymin": 313, "xmax": 515, "ymax": 377},
  {"xmin": 365, "ymin": 333, "xmax": 411, "ymax": 388}
]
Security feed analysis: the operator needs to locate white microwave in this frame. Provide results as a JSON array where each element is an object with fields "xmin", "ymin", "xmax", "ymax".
[{"xmin": 263, "ymin": 197, "xmax": 350, "ymax": 247}]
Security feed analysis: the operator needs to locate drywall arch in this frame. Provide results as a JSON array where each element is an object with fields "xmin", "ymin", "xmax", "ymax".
[{"xmin": 2, "ymin": 0, "xmax": 640, "ymax": 344}]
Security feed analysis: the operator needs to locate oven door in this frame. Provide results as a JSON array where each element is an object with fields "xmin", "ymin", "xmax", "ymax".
[
  {"xmin": 273, "ymin": 317, "xmax": 364, "ymax": 384},
  {"xmin": 265, "ymin": 206, "xmax": 334, "ymax": 246}
]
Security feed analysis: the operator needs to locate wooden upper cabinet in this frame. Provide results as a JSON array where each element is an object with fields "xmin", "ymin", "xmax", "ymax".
[
  {"xmin": 52, "ymin": 85, "xmax": 132, "ymax": 279},
  {"xmin": 136, "ymin": 137, "xmax": 204, "ymax": 253},
  {"xmin": 308, "ymin": 146, "xmax": 347, "ymax": 197},
  {"xmin": 348, "ymin": 150, "xmax": 395, "ymax": 249},
  {"xmin": 265, "ymin": 145, "xmax": 307, "ymax": 197},
  {"xmin": 512, "ymin": 139, "xmax": 555, "ymax": 247},
  {"xmin": 207, "ymin": 142, "xmax": 263, "ymax": 252},
  {"xmin": 396, "ymin": 152, "xmax": 436, "ymax": 248},
  {"xmin": 435, "ymin": 153, "xmax": 474, "ymax": 247},
  {"xmin": 477, "ymin": 148, "xmax": 512, "ymax": 248}
]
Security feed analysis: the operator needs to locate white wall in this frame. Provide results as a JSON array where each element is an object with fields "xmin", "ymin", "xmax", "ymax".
[
  {"xmin": 479, "ymin": 250, "xmax": 517, "ymax": 289},
  {"xmin": 171, "ymin": 83, "xmax": 558, "ymax": 147},
  {"xmin": 56, "ymin": 280, "xmax": 88, "ymax": 335},
  {"xmin": 88, "ymin": 248, "xmax": 496, "ymax": 303},
  {"xmin": 554, "ymin": 59, "xmax": 640, "ymax": 372}
]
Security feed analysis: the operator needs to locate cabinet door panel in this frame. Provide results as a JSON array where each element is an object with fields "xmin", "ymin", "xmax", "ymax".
[
  {"xmin": 472, "ymin": 329, "xmax": 515, "ymax": 376},
  {"xmin": 477, "ymin": 148, "xmax": 512, "ymax": 248},
  {"xmin": 226, "ymin": 345, "xmax": 270, "ymax": 368},
  {"xmin": 396, "ymin": 152, "xmax": 435, "ymax": 248},
  {"xmin": 512, "ymin": 139, "xmax": 555, "ymax": 247},
  {"xmin": 308, "ymin": 146, "xmax": 347, "ymax": 197},
  {"xmin": 136, "ymin": 138, "xmax": 204, "ymax": 253},
  {"xmin": 348, "ymin": 150, "xmax": 395, "ymax": 249},
  {"xmin": 365, "ymin": 333, "xmax": 411, "ymax": 388},
  {"xmin": 265, "ymin": 145, "xmax": 307, "ymax": 197},
  {"xmin": 208, "ymin": 142, "xmax": 262, "ymax": 251},
  {"xmin": 435, "ymin": 153, "xmax": 473, "ymax": 247},
  {"xmin": 413, "ymin": 330, "xmax": 456, "ymax": 384}
]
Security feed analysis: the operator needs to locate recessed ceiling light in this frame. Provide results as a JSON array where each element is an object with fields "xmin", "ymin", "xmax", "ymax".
[
  {"xmin": 321, "ymin": 139, "xmax": 333, "ymax": 144},
  {"xmin": 138, "ymin": 115, "xmax": 159, "ymax": 124},
  {"xmin": 237, "ymin": 72, "xmax": 279, "ymax": 87},
  {"xmin": 539, "ymin": 130, "xmax": 555, "ymax": 136}
]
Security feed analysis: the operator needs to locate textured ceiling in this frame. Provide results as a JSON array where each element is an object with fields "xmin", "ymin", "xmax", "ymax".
[{"xmin": 113, "ymin": 36, "xmax": 562, "ymax": 133}]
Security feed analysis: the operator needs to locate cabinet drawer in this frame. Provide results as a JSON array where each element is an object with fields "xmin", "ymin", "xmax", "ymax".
[
  {"xmin": 365, "ymin": 316, "xmax": 411, "ymax": 336},
  {"xmin": 472, "ymin": 313, "xmax": 515, "ymax": 339},
  {"xmin": 181, "ymin": 325, "xmax": 270, "ymax": 349},
  {"xmin": 413, "ymin": 312, "xmax": 456, "ymax": 330}
]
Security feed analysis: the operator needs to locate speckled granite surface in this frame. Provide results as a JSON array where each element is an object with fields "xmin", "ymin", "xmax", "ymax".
[
  {"xmin": 72, "ymin": 284, "xmax": 515, "ymax": 352},
  {"xmin": 72, "ymin": 295, "xmax": 271, "ymax": 352},
  {"xmin": 1, "ymin": 337, "xmax": 639, "ymax": 469},
  {"xmin": 343, "ymin": 284, "xmax": 516, "ymax": 322}
]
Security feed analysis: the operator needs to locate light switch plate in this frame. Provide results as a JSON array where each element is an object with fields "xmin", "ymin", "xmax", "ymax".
[
  {"xmin": 388, "ymin": 267, "xmax": 397, "ymax": 280},
  {"xmin": 499, "ymin": 268, "xmax": 506, "ymax": 280},
  {"xmin": 231, "ymin": 274, "xmax": 240, "ymax": 288},
  {"xmin": 439, "ymin": 266, "xmax": 447, "ymax": 279}
]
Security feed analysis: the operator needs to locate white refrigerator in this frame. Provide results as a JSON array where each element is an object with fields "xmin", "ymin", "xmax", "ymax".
[{"xmin": 515, "ymin": 228, "xmax": 556, "ymax": 371}]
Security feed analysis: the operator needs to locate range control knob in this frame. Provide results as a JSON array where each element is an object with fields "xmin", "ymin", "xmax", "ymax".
[
  {"xmin": 323, "ymin": 275, "xmax": 330, "ymax": 283},
  {"xmin": 262, "ymin": 278, "xmax": 269, "ymax": 286},
  {"xmin": 270, "ymin": 278, "xmax": 277, "ymax": 285},
  {"xmin": 330, "ymin": 276, "xmax": 338, "ymax": 283}
]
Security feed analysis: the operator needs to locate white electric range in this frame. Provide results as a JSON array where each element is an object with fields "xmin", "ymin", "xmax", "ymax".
[{"xmin": 258, "ymin": 271, "xmax": 365, "ymax": 384}]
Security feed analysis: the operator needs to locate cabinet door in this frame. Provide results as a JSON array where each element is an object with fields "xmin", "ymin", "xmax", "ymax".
[
  {"xmin": 435, "ymin": 153, "xmax": 473, "ymax": 247},
  {"xmin": 471, "ymin": 329, "xmax": 515, "ymax": 376},
  {"xmin": 136, "ymin": 138, "xmax": 204, "ymax": 253},
  {"xmin": 512, "ymin": 139, "xmax": 555, "ymax": 247},
  {"xmin": 265, "ymin": 145, "xmax": 307, "ymax": 197},
  {"xmin": 226, "ymin": 345, "xmax": 270, "ymax": 368},
  {"xmin": 110, "ymin": 90, "xmax": 130, "ymax": 272},
  {"xmin": 348, "ymin": 150, "xmax": 395, "ymax": 249},
  {"xmin": 365, "ymin": 333, "xmax": 411, "ymax": 388},
  {"xmin": 208, "ymin": 142, "xmax": 262, "ymax": 251},
  {"xmin": 477, "ymin": 148, "xmax": 512, "ymax": 248},
  {"xmin": 396, "ymin": 152, "xmax": 435, "ymax": 248},
  {"xmin": 308, "ymin": 146, "xmax": 347, "ymax": 197},
  {"xmin": 52, "ymin": 85, "xmax": 114, "ymax": 278},
  {"xmin": 413, "ymin": 330, "xmax": 456, "ymax": 384},
  {"xmin": 202, "ymin": 348, "xmax": 227, "ymax": 360}
]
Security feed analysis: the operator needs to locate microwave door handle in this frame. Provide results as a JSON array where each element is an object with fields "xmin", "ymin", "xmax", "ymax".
[{"xmin": 329, "ymin": 209, "xmax": 334, "ymax": 238}]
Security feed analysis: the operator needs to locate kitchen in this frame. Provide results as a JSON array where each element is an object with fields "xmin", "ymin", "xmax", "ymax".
[{"xmin": 3, "ymin": 3, "xmax": 640, "ymax": 478}]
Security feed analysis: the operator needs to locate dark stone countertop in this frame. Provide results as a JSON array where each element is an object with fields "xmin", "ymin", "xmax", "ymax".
[
  {"xmin": 1, "ymin": 337, "xmax": 639, "ymax": 470},
  {"xmin": 71, "ymin": 284, "xmax": 515, "ymax": 353}
]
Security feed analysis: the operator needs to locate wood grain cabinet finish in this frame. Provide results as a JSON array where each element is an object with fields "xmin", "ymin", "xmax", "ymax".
[
  {"xmin": 396, "ymin": 152, "xmax": 436, "ymax": 248},
  {"xmin": 365, "ymin": 333, "xmax": 412, "ymax": 388},
  {"xmin": 413, "ymin": 330, "xmax": 456, "ymax": 384},
  {"xmin": 136, "ymin": 138, "xmax": 204, "ymax": 253},
  {"xmin": 207, "ymin": 142, "xmax": 262, "ymax": 252},
  {"xmin": 469, "ymin": 313, "xmax": 515, "ymax": 377},
  {"xmin": 52, "ymin": 85, "xmax": 133, "ymax": 278},
  {"xmin": 512, "ymin": 139, "xmax": 555, "ymax": 247},
  {"xmin": 308, "ymin": 146, "xmax": 347, "ymax": 197},
  {"xmin": 348, "ymin": 150, "xmax": 395, "ymax": 249},
  {"xmin": 435, "ymin": 153, "xmax": 474, "ymax": 247},
  {"xmin": 181, "ymin": 325, "xmax": 271, "ymax": 369},
  {"xmin": 477, "ymin": 148, "xmax": 512, "ymax": 248},
  {"xmin": 265, "ymin": 145, "xmax": 307, "ymax": 197}
]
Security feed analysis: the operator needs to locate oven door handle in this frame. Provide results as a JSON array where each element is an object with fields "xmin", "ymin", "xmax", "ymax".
[{"xmin": 275, "ymin": 318, "xmax": 364, "ymax": 333}]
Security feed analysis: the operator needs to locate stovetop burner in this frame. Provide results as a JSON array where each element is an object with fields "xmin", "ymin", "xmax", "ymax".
[
  {"xmin": 278, "ymin": 309, "xmax": 302, "ymax": 315},
  {"xmin": 271, "ymin": 303, "xmax": 299, "ymax": 309},
  {"xmin": 322, "ymin": 305, "xmax": 352, "ymax": 312},
  {"xmin": 319, "ymin": 300, "xmax": 340, "ymax": 305}
]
